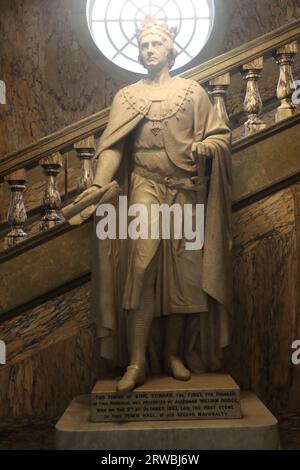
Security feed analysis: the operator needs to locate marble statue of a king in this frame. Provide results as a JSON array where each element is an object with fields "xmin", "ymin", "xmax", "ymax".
[{"xmin": 75, "ymin": 16, "xmax": 232, "ymax": 393}]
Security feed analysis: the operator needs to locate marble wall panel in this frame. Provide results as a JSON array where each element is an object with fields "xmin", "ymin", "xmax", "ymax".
[
  {"xmin": 0, "ymin": 282, "xmax": 97, "ymax": 428},
  {"xmin": 220, "ymin": 0, "xmax": 300, "ymax": 53},
  {"xmin": 225, "ymin": 184, "xmax": 300, "ymax": 416},
  {"xmin": 0, "ymin": 0, "xmax": 122, "ymax": 157}
]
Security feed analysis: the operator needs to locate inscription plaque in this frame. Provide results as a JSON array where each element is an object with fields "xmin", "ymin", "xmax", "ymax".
[{"xmin": 91, "ymin": 374, "xmax": 241, "ymax": 422}]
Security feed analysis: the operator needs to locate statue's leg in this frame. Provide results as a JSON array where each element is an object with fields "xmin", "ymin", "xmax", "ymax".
[
  {"xmin": 164, "ymin": 314, "xmax": 191, "ymax": 381},
  {"xmin": 117, "ymin": 262, "xmax": 156, "ymax": 393}
]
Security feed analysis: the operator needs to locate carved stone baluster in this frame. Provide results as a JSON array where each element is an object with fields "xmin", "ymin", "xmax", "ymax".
[
  {"xmin": 209, "ymin": 73, "xmax": 230, "ymax": 124},
  {"xmin": 4, "ymin": 169, "xmax": 27, "ymax": 248},
  {"xmin": 74, "ymin": 136, "xmax": 95, "ymax": 193},
  {"xmin": 39, "ymin": 152, "xmax": 63, "ymax": 231},
  {"xmin": 274, "ymin": 41, "xmax": 298, "ymax": 122},
  {"xmin": 242, "ymin": 57, "xmax": 266, "ymax": 136}
]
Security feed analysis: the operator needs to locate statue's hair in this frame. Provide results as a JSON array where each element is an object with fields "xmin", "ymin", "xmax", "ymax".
[{"xmin": 137, "ymin": 16, "xmax": 178, "ymax": 70}]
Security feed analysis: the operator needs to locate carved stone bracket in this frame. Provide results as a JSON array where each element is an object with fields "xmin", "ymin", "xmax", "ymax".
[
  {"xmin": 241, "ymin": 57, "xmax": 266, "ymax": 136},
  {"xmin": 209, "ymin": 73, "xmax": 230, "ymax": 124},
  {"xmin": 4, "ymin": 169, "xmax": 27, "ymax": 248},
  {"xmin": 74, "ymin": 136, "xmax": 96, "ymax": 193},
  {"xmin": 39, "ymin": 152, "xmax": 63, "ymax": 231},
  {"xmin": 274, "ymin": 41, "xmax": 298, "ymax": 122}
]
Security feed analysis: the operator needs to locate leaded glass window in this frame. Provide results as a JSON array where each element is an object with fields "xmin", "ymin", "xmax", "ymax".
[{"xmin": 86, "ymin": 0, "xmax": 215, "ymax": 74}]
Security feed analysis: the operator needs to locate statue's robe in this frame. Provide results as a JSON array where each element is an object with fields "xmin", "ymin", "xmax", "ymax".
[{"xmin": 91, "ymin": 77, "xmax": 232, "ymax": 373}]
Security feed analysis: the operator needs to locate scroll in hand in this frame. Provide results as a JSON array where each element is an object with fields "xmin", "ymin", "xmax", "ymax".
[{"xmin": 62, "ymin": 180, "xmax": 121, "ymax": 226}]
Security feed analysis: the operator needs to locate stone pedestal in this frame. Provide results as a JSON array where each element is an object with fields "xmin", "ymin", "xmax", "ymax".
[
  {"xmin": 91, "ymin": 374, "xmax": 241, "ymax": 422},
  {"xmin": 56, "ymin": 384, "xmax": 279, "ymax": 450}
]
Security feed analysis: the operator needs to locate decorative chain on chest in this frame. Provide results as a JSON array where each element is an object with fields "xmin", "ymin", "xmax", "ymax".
[{"xmin": 120, "ymin": 81, "xmax": 197, "ymax": 136}]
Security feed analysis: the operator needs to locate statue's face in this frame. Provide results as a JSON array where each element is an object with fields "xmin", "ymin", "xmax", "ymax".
[{"xmin": 139, "ymin": 32, "xmax": 169, "ymax": 71}]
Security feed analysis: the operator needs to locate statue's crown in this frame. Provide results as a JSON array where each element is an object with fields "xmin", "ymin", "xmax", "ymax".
[{"xmin": 137, "ymin": 15, "xmax": 177, "ymax": 43}]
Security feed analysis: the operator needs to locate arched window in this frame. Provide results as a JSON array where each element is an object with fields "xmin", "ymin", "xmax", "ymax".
[{"xmin": 86, "ymin": 0, "xmax": 215, "ymax": 75}]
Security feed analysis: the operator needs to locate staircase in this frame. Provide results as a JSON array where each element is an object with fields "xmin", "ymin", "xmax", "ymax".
[{"xmin": 0, "ymin": 19, "xmax": 300, "ymax": 428}]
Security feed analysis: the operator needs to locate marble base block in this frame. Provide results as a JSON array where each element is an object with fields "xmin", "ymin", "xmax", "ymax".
[
  {"xmin": 56, "ymin": 392, "xmax": 279, "ymax": 450},
  {"xmin": 91, "ymin": 374, "xmax": 241, "ymax": 422}
]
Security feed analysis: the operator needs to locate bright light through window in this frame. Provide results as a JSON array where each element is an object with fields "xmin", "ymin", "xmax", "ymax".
[{"xmin": 86, "ymin": 0, "xmax": 215, "ymax": 74}]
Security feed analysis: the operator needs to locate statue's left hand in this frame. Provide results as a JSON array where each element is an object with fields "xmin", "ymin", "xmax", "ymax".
[{"xmin": 192, "ymin": 142, "xmax": 213, "ymax": 160}]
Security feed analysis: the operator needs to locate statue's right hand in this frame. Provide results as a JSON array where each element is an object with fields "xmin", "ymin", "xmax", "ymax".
[{"xmin": 73, "ymin": 185, "xmax": 100, "ymax": 204}]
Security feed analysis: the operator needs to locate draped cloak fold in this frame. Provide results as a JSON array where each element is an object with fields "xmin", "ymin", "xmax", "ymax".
[{"xmin": 91, "ymin": 77, "xmax": 232, "ymax": 372}]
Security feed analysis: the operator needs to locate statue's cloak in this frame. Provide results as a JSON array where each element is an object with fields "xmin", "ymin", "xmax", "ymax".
[{"xmin": 91, "ymin": 77, "xmax": 232, "ymax": 372}]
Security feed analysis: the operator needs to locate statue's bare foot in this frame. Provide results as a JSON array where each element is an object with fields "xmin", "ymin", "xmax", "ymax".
[
  {"xmin": 116, "ymin": 364, "xmax": 146, "ymax": 393},
  {"xmin": 165, "ymin": 355, "xmax": 191, "ymax": 381}
]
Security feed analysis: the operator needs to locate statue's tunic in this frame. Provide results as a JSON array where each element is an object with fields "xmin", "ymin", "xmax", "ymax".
[
  {"xmin": 92, "ymin": 77, "xmax": 232, "ymax": 370},
  {"xmin": 123, "ymin": 96, "xmax": 208, "ymax": 314}
]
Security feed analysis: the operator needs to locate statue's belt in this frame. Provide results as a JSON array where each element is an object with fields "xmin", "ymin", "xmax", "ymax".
[{"xmin": 132, "ymin": 165, "xmax": 209, "ymax": 191}]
